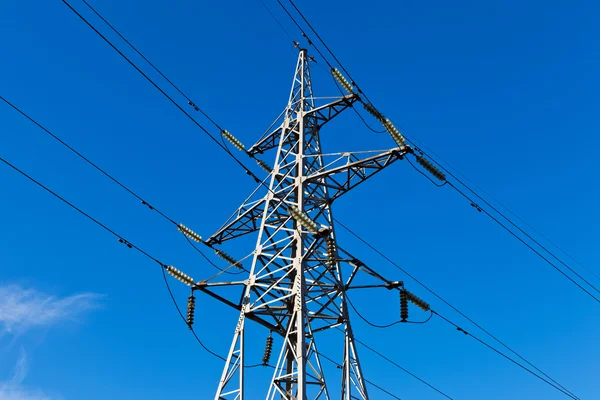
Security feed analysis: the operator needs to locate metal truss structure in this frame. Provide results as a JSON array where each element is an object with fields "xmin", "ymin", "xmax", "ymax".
[{"xmin": 195, "ymin": 49, "xmax": 409, "ymax": 399}]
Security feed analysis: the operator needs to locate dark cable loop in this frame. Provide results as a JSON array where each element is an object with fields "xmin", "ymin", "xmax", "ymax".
[
  {"xmin": 334, "ymin": 218, "xmax": 580, "ymax": 399},
  {"xmin": 161, "ymin": 265, "xmax": 227, "ymax": 361},
  {"xmin": 405, "ymin": 156, "xmax": 447, "ymax": 187},
  {"xmin": 0, "ymin": 155, "xmax": 254, "ymax": 364},
  {"xmin": 346, "ymin": 295, "xmax": 402, "ymax": 329}
]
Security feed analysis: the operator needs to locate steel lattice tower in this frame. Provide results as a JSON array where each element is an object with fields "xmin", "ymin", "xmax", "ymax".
[{"xmin": 192, "ymin": 49, "xmax": 409, "ymax": 399}]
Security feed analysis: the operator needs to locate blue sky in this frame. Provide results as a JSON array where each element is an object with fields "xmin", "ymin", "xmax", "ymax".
[{"xmin": 1, "ymin": 0, "xmax": 599, "ymax": 399}]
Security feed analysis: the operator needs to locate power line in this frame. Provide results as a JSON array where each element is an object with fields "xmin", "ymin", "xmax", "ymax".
[
  {"xmin": 345, "ymin": 330, "xmax": 455, "ymax": 400},
  {"xmin": 393, "ymin": 128, "xmax": 600, "ymax": 283},
  {"xmin": 61, "ymin": 0, "xmax": 263, "ymax": 187},
  {"xmin": 277, "ymin": 0, "xmax": 600, "ymax": 302},
  {"xmin": 318, "ymin": 352, "xmax": 404, "ymax": 399},
  {"xmin": 59, "ymin": 3, "xmax": 585, "ymax": 397},
  {"xmin": 80, "ymin": 0, "xmax": 224, "ymax": 132},
  {"xmin": 257, "ymin": 0, "xmax": 297, "ymax": 45},
  {"xmin": 346, "ymin": 293, "xmax": 403, "ymax": 329},
  {"xmin": 284, "ymin": 0, "xmax": 373, "ymax": 104},
  {"xmin": 431, "ymin": 310, "xmax": 579, "ymax": 399},
  {"xmin": 446, "ymin": 180, "xmax": 600, "ymax": 303},
  {"xmin": 434, "ymin": 154, "xmax": 600, "ymax": 296},
  {"xmin": 275, "ymin": 0, "xmax": 332, "ymax": 69},
  {"xmin": 0, "ymin": 94, "xmax": 230, "ymax": 274},
  {"xmin": 0, "ymin": 155, "xmax": 229, "ymax": 361},
  {"xmin": 333, "ymin": 218, "xmax": 579, "ymax": 400},
  {"xmin": 0, "ymin": 156, "xmax": 160, "ymax": 264},
  {"xmin": 49, "ymin": 6, "xmax": 441, "ymax": 386},
  {"xmin": 0, "ymin": 95, "xmax": 176, "ymax": 225},
  {"xmin": 161, "ymin": 266, "xmax": 227, "ymax": 361}
]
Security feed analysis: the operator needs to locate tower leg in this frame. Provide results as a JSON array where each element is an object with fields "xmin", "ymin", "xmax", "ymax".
[{"xmin": 214, "ymin": 311, "xmax": 246, "ymax": 400}]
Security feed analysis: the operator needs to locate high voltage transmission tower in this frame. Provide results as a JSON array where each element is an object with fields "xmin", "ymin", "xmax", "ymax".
[
  {"xmin": 168, "ymin": 49, "xmax": 433, "ymax": 399},
  {"xmin": 0, "ymin": 3, "xmax": 585, "ymax": 398}
]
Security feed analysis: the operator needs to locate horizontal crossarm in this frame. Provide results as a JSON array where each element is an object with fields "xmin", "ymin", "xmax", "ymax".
[{"xmin": 305, "ymin": 147, "xmax": 409, "ymax": 202}]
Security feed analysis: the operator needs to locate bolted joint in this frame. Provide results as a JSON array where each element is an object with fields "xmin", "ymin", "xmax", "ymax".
[{"xmin": 385, "ymin": 281, "xmax": 404, "ymax": 290}]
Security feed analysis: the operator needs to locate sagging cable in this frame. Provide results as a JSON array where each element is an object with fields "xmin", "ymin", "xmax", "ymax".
[{"xmin": 178, "ymin": 223, "xmax": 202, "ymax": 242}]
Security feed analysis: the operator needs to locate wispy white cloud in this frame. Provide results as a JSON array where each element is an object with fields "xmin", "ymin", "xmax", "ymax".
[
  {"xmin": 0, "ymin": 284, "xmax": 101, "ymax": 399},
  {"xmin": 0, "ymin": 349, "xmax": 61, "ymax": 400},
  {"xmin": 0, "ymin": 284, "xmax": 102, "ymax": 334}
]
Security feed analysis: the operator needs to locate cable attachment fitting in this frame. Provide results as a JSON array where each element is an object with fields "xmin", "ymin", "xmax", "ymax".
[
  {"xmin": 400, "ymin": 289, "xmax": 409, "ymax": 322},
  {"xmin": 166, "ymin": 265, "xmax": 195, "ymax": 286},
  {"xmin": 383, "ymin": 118, "xmax": 406, "ymax": 147},
  {"xmin": 415, "ymin": 155, "xmax": 446, "ymax": 182},
  {"xmin": 262, "ymin": 332, "xmax": 274, "ymax": 365},
  {"xmin": 289, "ymin": 205, "xmax": 319, "ymax": 233},
  {"xmin": 177, "ymin": 223, "xmax": 202, "ymax": 242},
  {"xmin": 363, "ymin": 102, "xmax": 385, "ymax": 122},
  {"xmin": 186, "ymin": 294, "xmax": 196, "ymax": 329},
  {"xmin": 385, "ymin": 281, "xmax": 404, "ymax": 290},
  {"xmin": 118, "ymin": 238, "xmax": 133, "ymax": 249},
  {"xmin": 141, "ymin": 200, "xmax": 154, "ymax": 210},
  {"xmin": 255, "ymin": 158, "xmax": 273, "ymax": 173},
  {"xmin": 470, "ymin": 203, "xmax": 483, "ymax": 212},
  {"xmin": 187, "ymin": 100, "xmax": 200, "ymax": 112},
  {"xmin": 221, "ymin": 130, "xmax": 245, "ymax": 152},
  {"xmin": 404, "ymin": 289, "xmax": 431, "ymax": 312},
  {"xmin": 331, "ymin": 67, "xmax": 354, "ymax": 94},
  {"xmin": 214, "ymin": 249, "xmax": 243, "ymax": 270}
]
